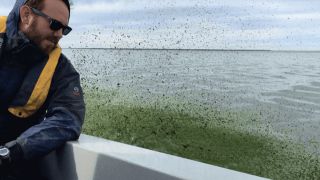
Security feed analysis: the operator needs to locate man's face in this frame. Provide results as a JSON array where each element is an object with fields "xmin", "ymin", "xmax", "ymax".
[{"xmin": 23, "ymin": 0, "xmax": 69, "ymax": 54}]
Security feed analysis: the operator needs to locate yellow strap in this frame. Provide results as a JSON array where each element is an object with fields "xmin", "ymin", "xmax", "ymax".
[
  {"xmin": 0, "ymin": 16, "xmax": 6, "ymax": 33},
  {"xmin": 0, "ymin": 16, "xmax": 61, "ymax": 118},
  {"xmin": 8, "ymin": 47, "xmax": 61, "ymax": 118}
]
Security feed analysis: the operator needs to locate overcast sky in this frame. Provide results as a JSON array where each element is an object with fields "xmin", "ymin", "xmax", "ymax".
[{"xmin": 1, "ymin": 0, "xmax": 320, "ymax": 50}]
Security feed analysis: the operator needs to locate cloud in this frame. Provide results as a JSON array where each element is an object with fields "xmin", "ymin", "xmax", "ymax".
[
  {"xmin": 72, "ymin": 0, "xmax": 279, "ymax": 14},
  {"xmin": 1, "ymin": 0, "xmax": 320, "ymax": 50},
  {"xmin": 73, "ymin": 0, "xmax": 188, "ymax": 12},
  {"xmin": 273, "ymin": 13, "xmax": 320, "ymax": 21},
  {"xmin": 0, "ymin": 6, "xmax": 12, "ymax": 15},
  {"xmin": 72, "ymin": 1, "xmax": 129, "ymax": 13}
]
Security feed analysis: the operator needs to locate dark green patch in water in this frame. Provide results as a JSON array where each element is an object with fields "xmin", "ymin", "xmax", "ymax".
[{"xmin": 83, "ymin": 88, "xmax": 320, "ymax": 180}]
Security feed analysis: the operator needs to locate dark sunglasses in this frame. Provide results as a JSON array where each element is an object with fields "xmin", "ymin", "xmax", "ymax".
[{"xmin": 28, "ymin": 6, "xmax": 72, "ymax": 35}]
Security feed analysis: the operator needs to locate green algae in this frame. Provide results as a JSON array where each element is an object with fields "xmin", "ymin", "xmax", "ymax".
[{"xmin": 83, "ymin": 87, "xmax": 320, "ymax": 180}]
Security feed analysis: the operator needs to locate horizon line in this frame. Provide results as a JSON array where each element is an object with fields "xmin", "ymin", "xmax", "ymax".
[{"xmin": 62, "ymin": 47, "xmax": 320, "ymax": 52}]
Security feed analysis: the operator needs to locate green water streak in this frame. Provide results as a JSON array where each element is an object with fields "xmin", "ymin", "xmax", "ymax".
[{"xmin": 83, "ymin": 88, "xmax": 320, "ymax": 180}]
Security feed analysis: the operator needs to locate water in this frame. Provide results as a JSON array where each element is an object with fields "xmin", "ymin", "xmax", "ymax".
[{"xmin": 64, "ymin": 49, "xmax": 320, "ymax": 153}]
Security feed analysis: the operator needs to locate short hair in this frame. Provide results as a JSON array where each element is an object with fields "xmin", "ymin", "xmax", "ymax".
[{"xmin": 24, "ymin": 0, "xmax": 70, "ymax": 13}]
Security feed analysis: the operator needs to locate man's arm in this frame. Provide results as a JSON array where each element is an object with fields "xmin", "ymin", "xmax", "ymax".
[{"xmin": 6, "ymin": 56, "xmax": 85, "ymax": 162}]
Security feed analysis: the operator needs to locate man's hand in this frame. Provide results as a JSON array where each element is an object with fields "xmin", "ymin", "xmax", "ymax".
[{"xmin": 0, "ymin": 146, "xmax": 10, "ymax": 177}]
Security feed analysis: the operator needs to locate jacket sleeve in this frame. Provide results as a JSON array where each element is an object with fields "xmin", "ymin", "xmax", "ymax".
[{"xmin": 10, "ymin": 55, "xmax": 85, "ymax": 161}]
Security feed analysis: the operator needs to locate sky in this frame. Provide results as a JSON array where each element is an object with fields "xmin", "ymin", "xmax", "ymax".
[{"xmin": 1, "ymin": 0, "xmax": 320, "ymax": 50}]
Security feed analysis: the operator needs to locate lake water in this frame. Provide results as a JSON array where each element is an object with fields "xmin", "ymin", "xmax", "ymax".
[{"xmin": 64, "ymin": 49, "xmax": 320, "ymax": 153}]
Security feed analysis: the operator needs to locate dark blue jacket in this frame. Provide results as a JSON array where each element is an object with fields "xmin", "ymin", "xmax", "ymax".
[{"xmin": 0, "ymin": 0, "xmax": 85, "ymax": 163}]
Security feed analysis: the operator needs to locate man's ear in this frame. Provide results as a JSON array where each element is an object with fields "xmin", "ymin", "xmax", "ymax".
[{"xmin": 20, "ymin": 5, "xmax": 33, "ymax": 26}]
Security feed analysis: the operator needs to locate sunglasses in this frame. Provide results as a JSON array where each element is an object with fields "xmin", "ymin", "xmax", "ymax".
[{"xmin": 28, "ymin": 6, "xmax": 72, "ymax": 35}]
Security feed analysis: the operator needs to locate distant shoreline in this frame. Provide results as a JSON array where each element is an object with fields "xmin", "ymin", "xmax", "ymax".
[{"xmin": 63, "ymin": 47, "xmax": 320, "ymax": 52}]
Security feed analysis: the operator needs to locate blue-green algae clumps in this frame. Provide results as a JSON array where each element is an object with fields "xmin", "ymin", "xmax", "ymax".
[{"xmin": 83, "ymin": 87, "xmax": 320, "ymax": 180}]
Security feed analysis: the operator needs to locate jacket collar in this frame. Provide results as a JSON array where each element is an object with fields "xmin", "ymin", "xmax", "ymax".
[{"xmin": 4, "ymin": 31, "xmax": 48, "ymax": 65}]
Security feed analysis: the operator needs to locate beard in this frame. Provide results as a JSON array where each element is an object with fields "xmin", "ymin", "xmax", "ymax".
[{"xmin": 25, "ymin": 19, "xmax": 59, "ymax": 55}]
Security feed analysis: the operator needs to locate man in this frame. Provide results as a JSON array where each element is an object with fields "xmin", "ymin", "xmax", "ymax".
[{"xmin": 0, "ymin": 0, "xmax": 85, "ymax": 179}]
